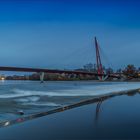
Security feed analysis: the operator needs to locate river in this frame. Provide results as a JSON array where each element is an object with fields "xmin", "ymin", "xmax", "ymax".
[{"xmin": 0, "ymin": 80, "xmax": 140, "ymax": 121}]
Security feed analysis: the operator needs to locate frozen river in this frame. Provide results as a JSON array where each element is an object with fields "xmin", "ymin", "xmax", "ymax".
[{"xmin": 0, "ymin": 80, "xmax": 140, "ymax": 120}]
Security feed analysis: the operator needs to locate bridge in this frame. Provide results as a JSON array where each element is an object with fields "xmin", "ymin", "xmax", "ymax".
[{"xmin": 0, "ymin": 37, "xmax": 120, "ymax": 82}]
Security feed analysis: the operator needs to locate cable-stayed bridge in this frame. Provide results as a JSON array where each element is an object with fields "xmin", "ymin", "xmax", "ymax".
[{"xmin": 0, "ymin": 37, "xmax": 120, "ymax": 82}]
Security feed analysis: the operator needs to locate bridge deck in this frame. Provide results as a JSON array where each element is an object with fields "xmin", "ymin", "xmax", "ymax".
[{"xmin": 0, "ymin": 66, "xmax": 119, "ymax": 78}]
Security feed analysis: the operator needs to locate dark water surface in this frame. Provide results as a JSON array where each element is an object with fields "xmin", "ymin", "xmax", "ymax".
[{"xmin": 0, "ymin": 90, "xmax": 140, "ymax": 139}]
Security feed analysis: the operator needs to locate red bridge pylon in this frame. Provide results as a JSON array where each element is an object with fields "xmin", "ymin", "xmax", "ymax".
[{"xmin": 95, "ymin": 37, "xmax": 108, "ymax": 81}]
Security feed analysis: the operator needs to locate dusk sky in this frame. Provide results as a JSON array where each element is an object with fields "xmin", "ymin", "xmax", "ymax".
[{"xmin": 0, "ymin": 0, "xmax": 140, "ymax": 70}]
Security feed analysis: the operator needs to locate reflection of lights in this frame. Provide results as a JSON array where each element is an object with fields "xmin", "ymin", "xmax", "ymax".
[{"xmin": 4, "ymin": 121, "xmax": 10, "ymax": 126}]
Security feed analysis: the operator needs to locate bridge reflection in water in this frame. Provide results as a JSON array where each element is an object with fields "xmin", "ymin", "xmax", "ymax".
[{"xmin": 0, "ymin": 89, "xmax": 139, "ymax": 128}]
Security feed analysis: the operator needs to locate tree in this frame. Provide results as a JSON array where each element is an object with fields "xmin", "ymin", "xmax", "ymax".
[{"xmin": 123, "ymin": 64, "xmax": 138, "ymax": 78}]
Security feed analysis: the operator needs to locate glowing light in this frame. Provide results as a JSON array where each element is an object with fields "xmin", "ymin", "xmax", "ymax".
[{"xmin": 1, "ymin": 77, "xmax": 5, "ymax": 80}]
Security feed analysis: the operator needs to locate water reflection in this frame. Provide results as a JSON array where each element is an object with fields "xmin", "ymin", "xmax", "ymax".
[
  {"xmin": 93, "ymin": 90, "xmax": 140, "ymax": 127},
  {"xmin": 95, "ymin": 99, "xmax": 102, "ymax": 122},
  {"xmin": 127, "ymin": 91, "xmax": 137, "ymax": 96},
  {"xmin": 0, "ymin": 89, "xmax": 140, "ymax": 128}
]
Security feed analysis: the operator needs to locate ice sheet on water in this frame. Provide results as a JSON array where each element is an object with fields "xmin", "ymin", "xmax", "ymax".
[
  {"xmin": 0, "ymin": 82, "xmax": 140, "ymax": 98},
  {"xmin": 21, "ymin": 102, "xmax": 61, "ymax": 107},
  {"xmin": 15, "ymin": 96, "xmax": 40, "ymax": 102},
  {"xmin": 0, "ymin": 81, "xmax": 140, "ymax": 120}
]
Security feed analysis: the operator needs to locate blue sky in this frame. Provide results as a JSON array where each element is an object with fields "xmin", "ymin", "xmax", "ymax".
[{"xmin": 0, "ymin": 0, "xmax": 140, "ymax": 70}]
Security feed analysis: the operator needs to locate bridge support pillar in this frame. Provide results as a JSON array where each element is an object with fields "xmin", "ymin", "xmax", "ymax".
[
  {"xmin": 98, "ymin": 75, "xmax": 108, "ymax": 81},
  {"xmin": 40, "ymin": 72, "xmax": 45, "ymax": 83}
]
